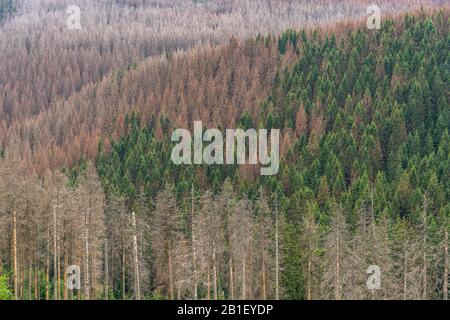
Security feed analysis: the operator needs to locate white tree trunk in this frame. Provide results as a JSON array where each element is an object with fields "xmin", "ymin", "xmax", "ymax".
[
  {"xmin": 53, "ymin": 205, "xmax": 59, "ymax": 300},
  {"xmin": 213, "ymin": 241, "xmax": 217, "ymax": 300},
  {"xmin": 131, "ymin": 212, "xmax": 141, "ymax": 300}
]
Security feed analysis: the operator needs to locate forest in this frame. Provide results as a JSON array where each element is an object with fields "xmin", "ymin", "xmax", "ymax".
[{"xmin": 0, "ymin": 0, "xmax": 449, "ymax": 300}]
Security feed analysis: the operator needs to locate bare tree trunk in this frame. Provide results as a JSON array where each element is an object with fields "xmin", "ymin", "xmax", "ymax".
[
  {"xmin": 78, "ymin": 256, "xmax": 82, "ymax": 300},
  {"xmin": 422, "ymin": 194, "xmax": 428, "ymax": 300},
  {"xmin": 53, "ymin": 205, "xmax": 58, "ymax": 300},
  {"xmin": 227, "ymin": 198, "xmax": 235, "ymax": 300},
  {"xmin": 261, "ymin": 219, "xmax": 267, "ymax": 300},
  {"xmin": 28, "ymin": 265, "xmax": 32, "ymax": 300},
  {"xmin": 370, "ymin": 188, "xmax": 376, "ymax": 300},
  {"xmin": 91, "ymin": 250, "xmax": 96, "ymax": 300},
  {"xmin": 19, "ymin": 269, "xmax": 23, "ymax": 299},
  {"xmin": 13, "ymin": 209, "xmax": 18, "ymax": 300},
  {"xmin": 131, "ymin": 212, "xmax": 141, "ymax": 300},
  {"xmin": 444, "ymin": 228, "xmax": 448, "ymax": 300},
  {"xmin": 274, "ymin": 194, "xmax": 280, "ymax": 300},
  {"xmin": 191, "ymin": 185, "xmax": 198, "ymax": 300},
  {"xmin": 57, "ymin": 240, "xmax": 61, "ymax": 300},
  {"xmin": 403, "ymin": 229, "xmax": 407, "ymax": 300},
  {"xmin": 307, "ymin": 258, "xmax": 312, "ymax": 300},
  {"xmin": 110, "ymin": 247, "xmax": 114, "ymax": 300},
  {"xmin": 63, "ymin": 250, "xmax": 68, "ymax": 300},
  {"xmin": 335, "ymin": 221, "xmax": 341, "ymax": 300},
  {"xmin": 34, "ymin": 255, "xmax": 39, "ymax": 300},
  {"xmin": 213, "ymin": 242, "xmax": 217, "ymax": 300},
  {"xmin": 84, "ymin": 208, "xmax": 90, "ymax": 300},
  {"xmin": 229, "ymin": 258, "xmax": 234, "ymax": 300},
  {"xmin": 242, "ymin": 256, "xmax": 246, "ymax": 300},
  {"xmin": 262, "ymin": 242, "xmax": 266, "ymax": 300},
  {"xmin": 105, "ymin": 239, "xmax": 109, "ymax": 300},
  {"xmin": 122, "ymin": 239, "xmax": 126, "ymax": 300},
  {"xmin": 207, "ymin": 265, "xmax": 211, "ymax": 300},
  {"xmin": 168, "ymin": 241, "xmax": 174, "ymax": 300},
  {"xmin": 46, "ymin": 227, "xmax": 50, "ymax": 300}
]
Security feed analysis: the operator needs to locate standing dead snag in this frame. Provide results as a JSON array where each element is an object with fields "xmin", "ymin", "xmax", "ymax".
[
  {"xmin": 274, "ymin": 193, "xmax": 280, "ymax": 301},
  {"xmin": 300, "ymin": 201, "xmax": 321, "ymax": 300},
  {"xmin": 230, "ymin": 196, "xmax": 253, "ymax": 300},
  {"xmin": 391, "ymin": 218, "xmax": 423, "ymax": 300},
  {"xmin": 196, "ymin": 191, "xmax": 224, "ymax": 300},
  {"xmin": 216, "ymin": 180, "xmax": 235, "ymax": 300},
  {"xmin": 105, "ymin": 239, "xmax": 109, "ymax": 300},
  {"xmin": 191, "ymin": 185, "xmax": 198, "ymax": 300},
  {"xmin": 13, "ymin": 208, "xmax": 17, "ymax": 300},
  {"xmin": 84, "ymin": 208, "xmax": 90, "ymax": 300},
  {"xmin": 444, "ymin": 226, "xmax": 448, "ymax": 300},
  {"xmin": 151, "ymin": 184, "xmax": 181, "ymax": 300},
  {"xmin": 421, "ymin": 194, "xmax": 429, "ymax": 300},
  {"xmin": 104, "ymin": 194, "xmax": 129, "ymax": 300},
  {"xmin": 435, "ymin": 211, "xmax": 449, "ymax": 300},
  {"xmin": 322, "ymin": 204, "xmax": 350, "ymax": 300},
  {"xmin": 77, "ymin": 162, "xmax": 106, "ymax": 300},
  {"xmin": 131, "ymin": 211, "xmax": 140, "ymax": 300},
  {"xmin": 53, "ymin": 204, "xmax": 61, "ymax": 300},
  {"xmin": 253, "ymin": 188, "xmax": 274, "ymax": 300}
]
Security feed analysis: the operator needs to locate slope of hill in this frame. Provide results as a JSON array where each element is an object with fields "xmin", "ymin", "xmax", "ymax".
[
  {"xmin": 0, "ymin": 7, "xmax": 448, "ymax": 300},
  {"xmin": 0, "ymin": 0, "xmax": 443, "ymax": 170}
]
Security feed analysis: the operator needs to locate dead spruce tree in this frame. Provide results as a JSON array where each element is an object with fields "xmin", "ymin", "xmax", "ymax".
[
  {"xmin": 347, "ymin": 192, "xmax": 395, "ymax": 300},
  {"xmin": 105, "ymin": 193, "xmax": 131, "ymax": 299},
  {"xmin": 253, "ymin": 188, "xmax": 274, "ymax": 300},
  {"xmin": 300, "ymin": 201, "xmax": 322, "ymax": 300},
  {"xmin": 229, "ymin": 196, "xmax": 254, "ymax": 300},
  {"xmin": 434, "ymin": 208, "xmax": 449, "ymax": 300},
  {"xmin": 151, "ymin": 184, "xmax": 183, "ymax": 299},
  {"xmin": 321, "ymin": 204, "xmax": 351, "ymax": 300},
  {"xmin": 76, "ymin": 163, "xmax": 106, "ymax": 300},
  {"xmin": 196, "ymin": 191, "xmax": 225, "ymax": 300},
  {"xmin": 369, "ymin": 211, "xmax": 395, "ymax": 299},
  {"xmin": 417, "ymin": 194, "xmax": 433, "ymax": 300},
  {"xmin": 215, "ymin": 179, "xmax": 237, "ymax": 300},
  {"xmin": 0, "ymin": 161, "xmax": 29, "ymax": 300},
  {"xmin": 190, "ymin": 185, "xmax": 198, "ymax": 300},
  {"xmin": 131, "ymin": 191, "xmax": 151, "ymax": 300},
  {"xmin": 391, "ymin": 218, "xmax": 422, "ymax": 300}
]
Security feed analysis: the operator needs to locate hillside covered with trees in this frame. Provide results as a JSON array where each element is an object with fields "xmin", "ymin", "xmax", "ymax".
[
  {"xmin": 0, "ymin": 0, "xmax": 440, "ymax": 170},
  {"xmin": 0, "ymin": 1, "xmax": 448, "ymax": 300}
]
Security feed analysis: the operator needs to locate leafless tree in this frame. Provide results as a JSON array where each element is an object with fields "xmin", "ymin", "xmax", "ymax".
[
  {"xmin": 229, "ymin": 196, "xmax": 254, "ymax": 300},
  {"xmin": 300, "ymin": 201, "xmax": 321, "ymax": 300},
  {"xmin": 151, "ymin": 184, "xmax": 182, "ymax": 299},
  {"xmin": 322, "ymin": 204, "xmax": 351, "ymax": 300}
]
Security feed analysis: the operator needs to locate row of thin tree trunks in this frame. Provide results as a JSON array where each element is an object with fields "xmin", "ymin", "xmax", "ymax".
[
  {"xmin": 1, "ymin": 180, "xmax": 448, "ymax": 300},
  {"xmin": 5, "ymin": 227, "xmax": 139, "ymax": 300}
]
